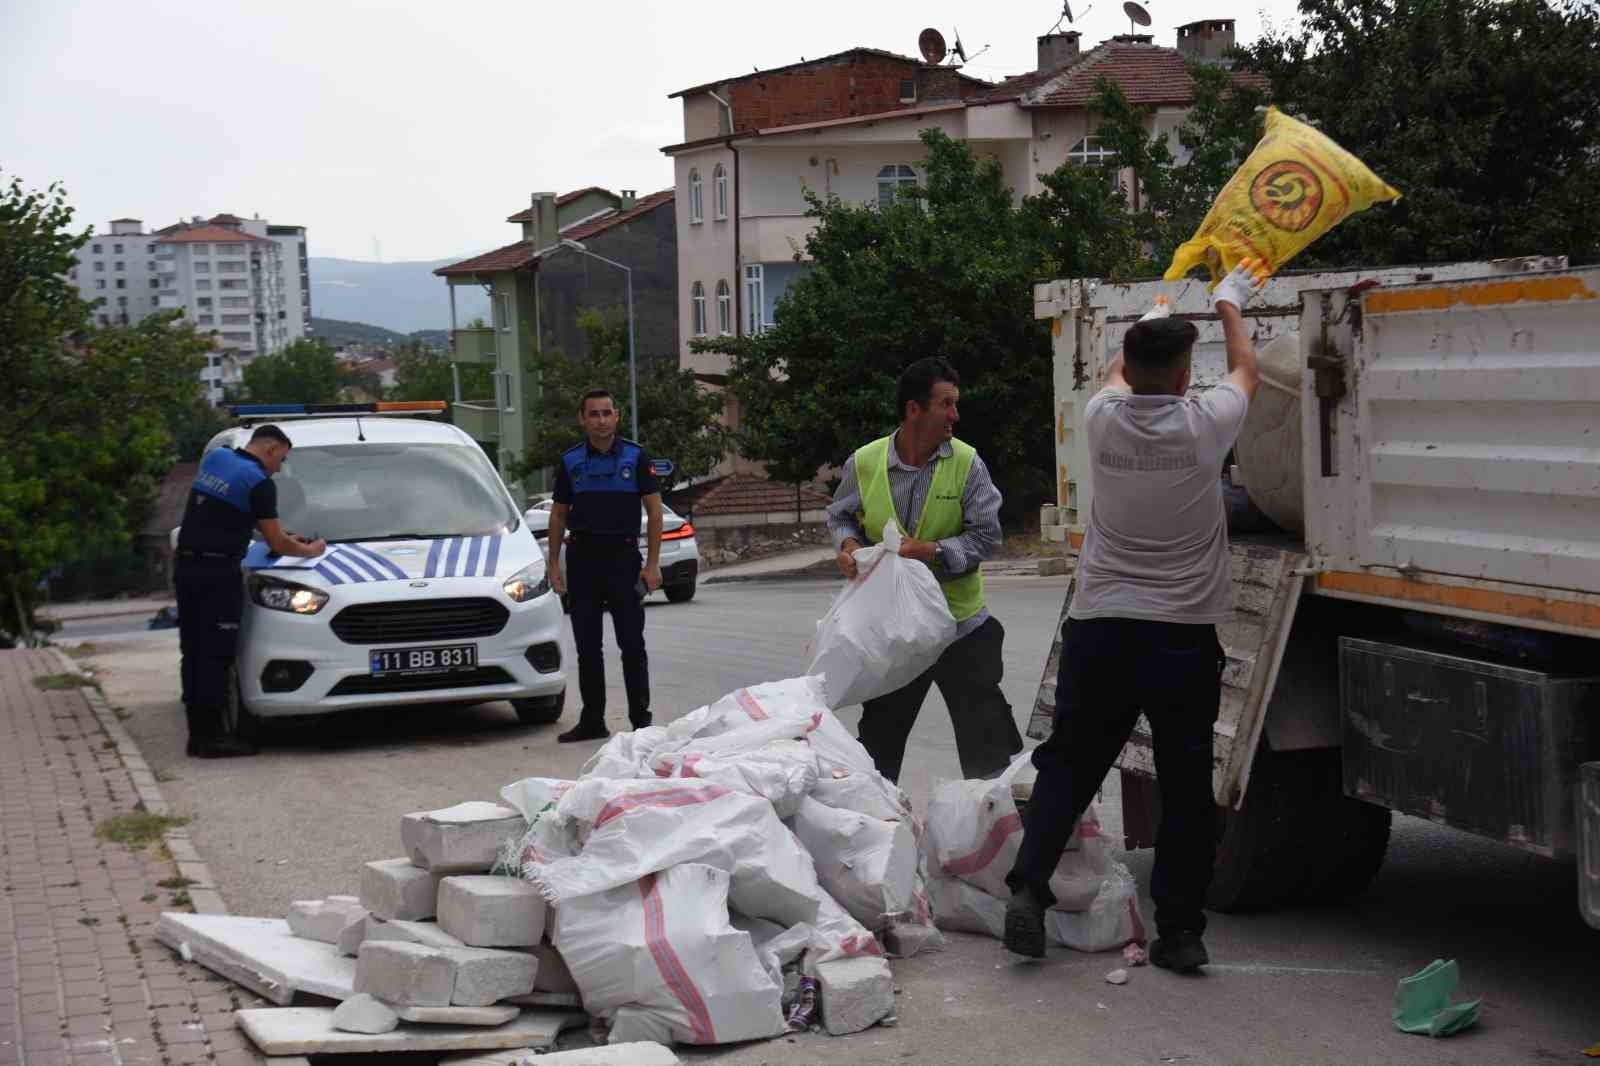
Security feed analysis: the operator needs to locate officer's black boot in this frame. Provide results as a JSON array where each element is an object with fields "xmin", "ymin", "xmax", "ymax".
[
  {"xmin": 187, "ymin": 705, "xmax": 257, "ymax": 758},
  {"xmin": 183, "ymin": 702, "xmax": 208, "ymax": 758},
  {"xmin": 558, "ymin": 710, "xmax": 609, "ymax": 744}
]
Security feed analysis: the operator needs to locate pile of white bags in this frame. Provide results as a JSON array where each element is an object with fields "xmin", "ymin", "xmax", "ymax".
[
  {"xmin": 922, "ymin": 754, "xmax": 1147, "ymax": 953},
  {"xmin": 498, "ymin": 676, "xmax": 942, "ymax": 1047},
  {"xmin": 807, "ymin": 522, "xmax": 957, "ymax": 709}
]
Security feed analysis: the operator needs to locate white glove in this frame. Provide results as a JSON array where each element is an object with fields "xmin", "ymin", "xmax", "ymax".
[
  {"xmin": 1137, "ymin": 295, "xmax": 1172, "ymax": 322},
  {"xmin": 1211, "ymin": 258, "xmax": 1268, "ymax": 312}
]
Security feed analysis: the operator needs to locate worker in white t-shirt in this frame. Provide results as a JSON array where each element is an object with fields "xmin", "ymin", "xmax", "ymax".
[{"xmin": 1003, "ymin": 260, "xmax": 1269, "ymax": 970}]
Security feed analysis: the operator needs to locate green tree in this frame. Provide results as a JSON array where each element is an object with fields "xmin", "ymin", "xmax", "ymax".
[
  {"xmin": 166, "ymin": 399, "xmax": 231, "ymax": 462},
  {"xmin": 1239, "ymin": 0, "xmax": 1600, "ymax": 266},
  {"xmin": 232, "ymin": 338, "xmax": 349, "ymax": 404},
  {"xmin": 389, "ymin": 339, "xmax": 493, "ymax": 405},
  {"xmin": 513, "ymin": 309, "xmax": 731, "ymax": 487},
  {"xmin": 0, "ymin": 171, "xmax": 209, "ymax": 642}
]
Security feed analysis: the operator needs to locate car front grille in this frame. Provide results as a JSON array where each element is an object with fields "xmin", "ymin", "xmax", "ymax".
[
  {"xmin": 329, "ymin": 598, "xmax": 509, "ymax": 645},
  {"xmin": 327, "ymin": 666, "xmax": 515, "ymax": 696}
]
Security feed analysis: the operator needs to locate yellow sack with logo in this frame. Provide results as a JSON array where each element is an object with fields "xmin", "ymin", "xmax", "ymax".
[{"xmin": 1164, "ymin": 107, "xmax": 1400, "ymax": 286}]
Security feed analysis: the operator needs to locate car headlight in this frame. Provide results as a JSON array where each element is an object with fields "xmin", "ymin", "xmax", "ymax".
[
  {"xmin": 247, "ymin": 574, "xmax": 329, "ymax": 615},
  {"xmin": 503, "ymin": 562, "xmax": 551, "ymax": 603}
]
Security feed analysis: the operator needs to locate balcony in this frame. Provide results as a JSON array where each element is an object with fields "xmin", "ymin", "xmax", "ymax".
[
  {"xmin": 450, "ymin": 327, "xmax": 498, "ymax": 365},
  {"xmin": 450, "ymin": 401, "xmax": 500, "ymax": 441}
]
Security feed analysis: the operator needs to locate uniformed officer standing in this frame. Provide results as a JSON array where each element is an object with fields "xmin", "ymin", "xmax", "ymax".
[
  {"xmin": 827, "ymin": 357, "xmax": 1024, "ymax": 783},
  {"xmin": 175, "ymin": 425, "xmax": 324, "ymax": 758},
  {"xmin": 547, "ymin": 389, "xmax": 663, "ymax": 743}
]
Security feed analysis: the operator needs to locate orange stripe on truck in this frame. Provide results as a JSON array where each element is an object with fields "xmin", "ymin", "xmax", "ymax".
[
  {"xmin": 1316, "ymin": 570, "xmax": 1600, "ymax": 631},
  {"xmin": 1365, "ymin": 276, "xmax": 1597, "ymax": 315}
]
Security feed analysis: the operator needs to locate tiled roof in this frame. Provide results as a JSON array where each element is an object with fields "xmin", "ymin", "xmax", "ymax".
[
  {"xmin": 690, "ymin": 475, "xmax": 833, "ymax": 517},
  {"xmin": 1024, "ymin": 44, "xmax": 1269, "ymax": 108},
  {"xmin": 670, "ymin": 47, "xmax": 926, "ymax": 99},
  {"xmin": 505, "ymin": 187, "xmax": 616, "ymax": 223},
  {"xmin": 109, "ymin": 217, "xmax": 142, "ymax": 223},
  {"xmin": 155, "ymin": 225, "xmax": 270, "ymax": 244},
  {"xmin": 434, "ymin": 190, "xmax": 675, "ymax": 277},
  {"xmin": 209, "ymin": 213, "xmax": 245, "ymax": 225}
]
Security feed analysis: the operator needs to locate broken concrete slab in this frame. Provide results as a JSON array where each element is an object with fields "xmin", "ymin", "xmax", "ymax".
[
  {"xmin": 342, "ymin": 914, "xmax": 467, "ymax": 957},
  {"xmin": 235, "ymin": 1005, "xmax": 584, "ymax": 1055},
  {"xmin": 393, "ymin": 1003, "xmax": 519, "ymax": 1026},
  {"xmin": 332, "ymin": 993, "xmax": 399, "ymax": 1034},
  {"xmin": 438, "ymin": 875, "xmax": 546, "ymax": 947},
  {"xmin": 531, "ymin": 942, "xmax": 578, "ymax": 994},
  {"xmin": 501, "ymin": 991, "xmax": 581, "ymax": 1011},
  {"xmin": 288, "ymin": 897, "xmax": 367, "ymax": 944},
  {"xmin": 443, "ymin": 1042, "xmax": 679, "ymax": 1066},
  {"xmin": 816, "ymin": 955, "xmax": 894, "ymax": 1036},
  {"xmin": 362, "ymin": 857, "xmax": 447, "ymax": 921},
  {"xmin": 402, "ymin": 801, "xmax": 526, "ymax": 874},
  {"xmin": 155, "ymin": 913, "xmax": 356, "ymax": 1005},
  {"xmin": 446, "ymin": 946, "xmax": 538, "ymax": 1007},
  {"xmin": 354, "ymin": 941, "xmax": 456, "ymax": 1007}
]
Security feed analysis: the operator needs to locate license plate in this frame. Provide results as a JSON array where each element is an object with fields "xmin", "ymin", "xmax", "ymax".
[{"xmin": 369, "ymin": 644, "xmax": 477, "ymax": 677}]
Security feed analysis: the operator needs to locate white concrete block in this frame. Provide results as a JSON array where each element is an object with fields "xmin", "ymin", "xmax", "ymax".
[
  {"xmin": 354, "ymin": 941, "xmax": 456, "ymax": 1007},
  {"xmin": 362, "ymin": 858, "xmax": 446, "ymax": 921},
  {"xmin": 393, "ymin": 1003, "xmax": 518, "ymax": 1027},
  {"xmin": 236, "ymin": 1005, "xmax": 584, "ymax": 1055},
  {"xmin": 332, "ymin": 993, "xmax": 399, "ymax": 1034},
  {"xmin": 445, "ymin": 946, "xmax": 538, "ymax": 1007},
  {"xmin": 402, "ymin": 802, "xmax": 526, "ymax": 874},
  {"xmin": 155, "ymin": 913, "xmax": 356, "ymax": 1005},
  {"xmin": 345, "ymin": 915, "xmax": 467, "ymax": 958},
  {"xmin": 438, "ymin": 876, "xmax": 546, "ymax": 948},
  {"xmin": 816, "ymin": 955, "xmax": 894, "ymax": 1036},
  {"xmin": 289, "ymin": 898, "xmax": 368, "ymax": 944},
  {"xmin": 338, "ymin": 914, "xmax": 368, "ymax": 957}
]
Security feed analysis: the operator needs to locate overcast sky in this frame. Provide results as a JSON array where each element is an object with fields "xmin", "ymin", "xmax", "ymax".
[{"xmin": 3, "ymin": 1, "xmax": 1304, "ymax": 263}]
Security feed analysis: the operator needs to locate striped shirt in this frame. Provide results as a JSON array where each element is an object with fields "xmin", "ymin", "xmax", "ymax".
[{"xmin": 826, "ymin": 431, "xmax": 1003, "ymax": 637}]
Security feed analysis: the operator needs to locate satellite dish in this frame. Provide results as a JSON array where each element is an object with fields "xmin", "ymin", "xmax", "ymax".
[
  {"xmin": 1123, "ymin": 1, "xmax": 1152, "ymax": 30},
  {"xmin": 918, "ymin": 27, "xmax": 947, "ymax": 64},
  {"xmin": 952, "ymin": 30, "xmax": 968, "ymax": 62}
]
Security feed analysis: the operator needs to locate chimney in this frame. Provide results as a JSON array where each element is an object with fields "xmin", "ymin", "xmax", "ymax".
[
  {"xmin": 1111, "ymin": 33, "xmax": 1155, "ymax": 45},
  {"xmin": 1036, "ymin": 31, "xmax": 1082, "ymax": 71},
  {"xmin": 1176, "ymin": 19, "xmax": 1236, "ymax": 62},
  {"xmin": 532, "ymin": 191, "xmax": 559, "ymax": 250},
  {"xmin": 620, "ymin": 190, "xmax": 637, "ymax": 211}
]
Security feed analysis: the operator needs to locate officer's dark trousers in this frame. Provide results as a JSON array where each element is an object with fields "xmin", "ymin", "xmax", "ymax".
[
  {"xmin": 566, "ymin": 539, "xmax": 649, "ymax": 727},
  {"xmin": 174, "ymin": 559, "xmax": 244, "ymax": 741},
  {"xmin": 858, "ymin": 615, "xmax": 1022, "ymax": 784},
  {"xmin": 1006, "ymin": 617, "xmax": 1225, "ymax": 938}
]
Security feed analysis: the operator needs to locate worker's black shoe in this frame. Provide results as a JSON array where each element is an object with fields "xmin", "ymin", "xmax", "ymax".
[
  {"xmin": 190, "ymin": 735, "xmax": 258, "ymax": 759},
  {"xmin": 629, "ymin": 711, "xmax": 652, "ymax": 731},
  {"xmin": 558, "ymin": 720, "xmax": 609, "ymax": 744},
  {"xmin": 1150, "ymin": 932, "xmax": 1209, "ymax": 973},
  {"xmin": 1003, "ymin": 886, "xmax": 1048, "ymax": 959}
]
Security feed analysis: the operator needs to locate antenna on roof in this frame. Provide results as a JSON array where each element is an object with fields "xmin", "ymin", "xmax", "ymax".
[{"xmin": 1123, "ymin": 1, "xmax": 1152, "ymax": 33}]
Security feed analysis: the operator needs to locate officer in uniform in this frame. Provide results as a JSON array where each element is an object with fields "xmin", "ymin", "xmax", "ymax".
[
  {"xmin": 175, "ymin": 424, "xmax": 324, "ymax": 758},
  {"xmin": 547, "ymin": 388, "xmax": 663, "ymax": 743},
  {"xmin": 827, "ymin": 357, "xmax": 1024, "ymax": 783}
]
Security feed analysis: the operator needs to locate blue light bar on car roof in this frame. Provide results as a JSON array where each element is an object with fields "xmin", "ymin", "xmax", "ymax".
[{"xmin": 228, "ymin": 401, "xmax": 448, "ymax": 418}]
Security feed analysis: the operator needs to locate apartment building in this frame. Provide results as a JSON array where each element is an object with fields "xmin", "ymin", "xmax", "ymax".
[{"xmin": 68, "ymin": 219, "xmax": 164, "ymax": 328}]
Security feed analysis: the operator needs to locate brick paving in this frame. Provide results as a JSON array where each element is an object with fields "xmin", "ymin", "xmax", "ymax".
[{"xmin": 0, "ymin": 649, "xmax": 266, "ymax": 1066}]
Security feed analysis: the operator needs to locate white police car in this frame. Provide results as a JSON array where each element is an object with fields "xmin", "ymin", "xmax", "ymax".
[
  {"xmin": 194, "ymin": 403, "xmax": 566, "ymax": 735},
  {"xmin": 523, "ymin": 497, "xmax": 701, "ymax": 603}
]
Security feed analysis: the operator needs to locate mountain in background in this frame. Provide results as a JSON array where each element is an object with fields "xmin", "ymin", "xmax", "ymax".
[
  {"xmin": 309, "ymin": 256, "xmax": 489, "ymax": 334},
  {"xmin": 311, "ymin": 317, "xmax": 453, "ymax": 348}
]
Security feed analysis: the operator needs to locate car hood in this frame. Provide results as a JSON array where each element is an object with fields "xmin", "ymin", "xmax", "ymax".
[{"xmin": 242, "ymin": 534, "xmax": 537, "ymax": 587}]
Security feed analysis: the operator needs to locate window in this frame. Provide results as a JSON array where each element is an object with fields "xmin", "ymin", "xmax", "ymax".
[
  {"xmin": 114, "ymin": 243, "xmax": 124, "ymax": 254},
  {"xmin": 95, "ymin": 279, "xmax": 106, "ymax": 290},
  {"xmin": 219, "ymin": 279, "xmax": 245, "ymax": 290},
  {"xmin": 744, "ymin": 264, "xmax": 765, "ymax": 335},
  {"xmin": 688, "ymin": 169, "xmax": 703, "ymax": 223},
  {"xmin": 147, "ymin": 243, "xmax": 156, "ymax": 253},
  {"xmin": 494, "ymin": 292, "xmax": 512, "ymax": 333},
  {"xmin": 713, "ymin": 164, "xmax": 728, "ymax": 220},
  {"xmin": 117, "ymin": 296, "xmax": 128, "ymax": 306},
  {"xmin": 191, "ymin": 243, "xmax": 209, "ymax": 255},
  {"xmin": 114, "ymin": 261, "xmax": 125, "ymax": 271},
  {"xmin": 197, "ymin": 315, "xmax": 215, "ymax": 325},
  {"xmin": 147, "ymin": 260, "xmax": 155, "ymax": 271},
  {"xmin": 220, "ymin": 296, "xmax": 249, "ymax": 308},
  {"xmin": 194, "ymin": 261, "xmax": 211, "ymax": 274},
  {"xmin": 94, "ymin": 261, "xmax": 105, "ymax": 272},
  {"xmin": 69, "ymin": 270, "xmax": 76, "ymax": 281},
  {"xmin": 218, "ymin": 261, "xmax": 246, "ymax": 273},
  {"xmin": 198, "ymin": 297, "xmax": 213, "ymax": 308},
  {"xmin": 221, "ymin": 314, "xmax": 251, "ymax": 325},
  {"xmin": 691, "ymin": 282, "xmax": 706, "ymax": 336},
  {"xmin": 1066, "ymin": 136, "xmax": 1117, "ymax": 166},
  {"xmin": 899, "ymin": 78, "xmax": 916, "ymax": 103},
  {"xmin": 194, "ymin": 279, "xmax": 210, "ymax": 290},
  {"xmin": 221, "ymin": 331, "xmax": 253, "ymax": 342},
  {"xmin": 98, "ymin": 314, "xmax": 109, "ymax": 326},
  {"xmin": 115, "ymin": 279, "xmax": 126, "ymax": 289},
  {"xmin": 219, "ymin": 243, "xmax": 244, "ymax": 254},
  {"xmin": 876, "ymin": 165, "xmax": 918, "ymax": 209},
  {"xmin": 150, "ymin": 278, "xmax": 160, "ymax": 289},
  {"xmin": 716, "ymin": 280, "xmax": 731, "ymax": 335},
  {"xmin": 92, "ymin": 243, "xmax": 103, "ymax": 254}
]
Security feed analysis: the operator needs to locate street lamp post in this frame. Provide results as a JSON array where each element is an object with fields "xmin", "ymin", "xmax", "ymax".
[{"xmin": 559, "ymin": 239, "xmax": 637, "ymax": 440}]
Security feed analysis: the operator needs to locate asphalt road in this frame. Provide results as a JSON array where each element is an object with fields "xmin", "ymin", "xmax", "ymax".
[{"xmin": 68, "ymin": 576, "xmax": 1599, "ymax": 1066}]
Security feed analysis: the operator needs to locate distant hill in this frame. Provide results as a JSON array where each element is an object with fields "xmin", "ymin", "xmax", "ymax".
[
  {"xmin": 311, "ymin": 316, "xmax": 408, "ymax": 346},
  {"xmin": 309, "ymin": 256, "xmax": 490, "ymax": 334}
]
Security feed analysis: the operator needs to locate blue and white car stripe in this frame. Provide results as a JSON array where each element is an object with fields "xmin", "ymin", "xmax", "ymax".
[
  {"xmin": 245, "ymin": 535, "xmax": 504, "ymax": 583},
  {"xmin": 424, "ymin": 539, "xmax": 444, "ymax": 578},
  {"xmin": 343, "ymin": 543, "xmax": 410, "ymax": 581}
]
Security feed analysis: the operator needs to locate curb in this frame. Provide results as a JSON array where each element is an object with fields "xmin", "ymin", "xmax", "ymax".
[
  {"xmin": 40, "ymin": 602, "xmax": 172, "ymax": 624},
  {"xmin": 54, "ymin": 647, "xmax": 231, "ymax": 917},
  {"xmin": 704, "ymin": 559, "xmax": 1070, "ymax": 585}
]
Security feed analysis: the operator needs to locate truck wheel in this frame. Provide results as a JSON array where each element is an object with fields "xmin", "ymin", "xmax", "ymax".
[
  {"xmin": 513, "ymin": 688, "xmax": 565, "ymax": 725},
  {"xmin": 219, "ymin": 663, "xmax": 261, "ymax": 742},
  {"xmin": 1207, "ymin": 748, "xmax": 1310, "ymax": 912},
  {"xmin": 1302, "ymin": 753, "xmax": 1391, "ymax": 903}
]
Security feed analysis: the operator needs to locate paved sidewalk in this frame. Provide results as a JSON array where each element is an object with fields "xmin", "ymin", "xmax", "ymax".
[
  {"xmin": 36, "ymin": 600, "xmax": 174, "ymax": 625},
  {"xmin": 0, "ymin": 648, "xmax": 263, "ymax": 1066}
]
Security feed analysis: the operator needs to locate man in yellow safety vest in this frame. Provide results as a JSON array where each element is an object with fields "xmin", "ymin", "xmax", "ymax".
[{"xmin": 825, "ymin": 357, "xmax": 1023, "ymax": 784}]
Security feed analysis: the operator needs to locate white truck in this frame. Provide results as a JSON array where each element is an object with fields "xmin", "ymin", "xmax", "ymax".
[{"xmin": 1030, "ymin": 258, "xmax": 1600, "ymax": 926}]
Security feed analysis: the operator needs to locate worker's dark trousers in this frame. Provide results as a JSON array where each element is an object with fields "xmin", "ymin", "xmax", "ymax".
[
  {"xmin": 858, "ymin": 616, "xmax": 1023, "ymax": 784},
  {"xmin": 566, "ymin": 538, "xmax": 649, "ymax": 728},
  {"xmin": 174, "ymin": 559, "xmax": 245, "ymax": 742},
  {"xmin": 1006, "ymin": 617, "xmax": 1225, "ymax": 938}
]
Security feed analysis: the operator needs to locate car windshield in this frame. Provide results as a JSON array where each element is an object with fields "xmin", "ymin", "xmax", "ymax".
[{"xmin": 272, "ymin": 442, "xmax": 516, "ymax": 542}]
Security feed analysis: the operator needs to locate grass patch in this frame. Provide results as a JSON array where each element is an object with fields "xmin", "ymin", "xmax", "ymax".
[
  {"xmin": 153, "ymin": 768, "xmax": 176, "ymax": 783},
  {"xmin": 157, "ymin": 876, "xmax": 197, "ymax": 889},
  {"xmin": 34, "ymin": 672, "xmax": 99, "ymax": 691},
  {"xmin": 995, "ymin": 531, "xmax": 1071, "ymax": 560},
  {"xmin": 65, "ymin": 644, "xmax": 97, "ymax": 659},
  {"xmin": 113, "ymin": 707, "xmax": 133, "ymax": 721},
  {"xmin": 78, "ymin": 916, "xmax": 100, "ymax": 927},
  {"xmin": 141, "ymin": 893, "xmax": 157, "ymax": 903},
  {"xmin": 169, "ymin": 890, "xmax": 192, "ymax": 908},
  {"xmin": 102, "ymin": 739, "xmax": 117, "ymax": 751},
  {"xmin": 95, "ymin": 811, "xmax": 190, "ymax": 849}
]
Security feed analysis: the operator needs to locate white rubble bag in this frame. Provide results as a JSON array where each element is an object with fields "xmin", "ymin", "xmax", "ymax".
[
  {"xmin": 554, "ymin": 863, "xmax": 786, "ymax": 1046},
  {"xmin": 788, "ymin": 797, "xmax": 917, "ymax": 930},
  {"xmin": 1233, "ymin": 332, "xmax": 1304, "ymax": 533},
  {"xmin": 649, "ymin": 740, "xmax": 819, "ymax": 820},
  {"xmin": 1046, "ymin": 860, "xmax": 1147, "ymax": 952},
  {"xmin": 527, "ymin": 778, "xmax": 823, "ymax": 928},
  {"xmin": 807, "ymin": 522, "xmax": 957, "ymax": 709}
]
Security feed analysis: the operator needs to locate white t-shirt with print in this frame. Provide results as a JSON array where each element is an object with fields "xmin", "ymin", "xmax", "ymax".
[{"xmin": 1069, "ymin": 382, "xmax": 1250, "ymax": 624}]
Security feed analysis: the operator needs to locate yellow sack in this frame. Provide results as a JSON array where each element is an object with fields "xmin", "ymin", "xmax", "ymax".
[{"xmin": 1164, "ymin": 107, "xmax": 1400, "ymax": 286}]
